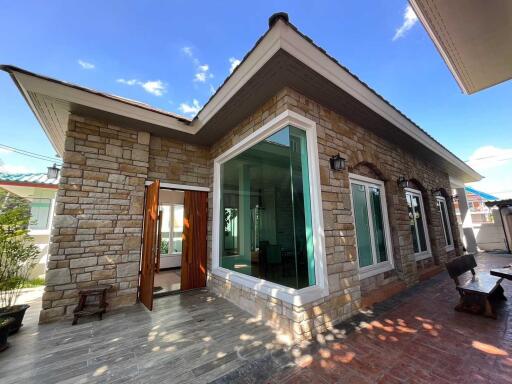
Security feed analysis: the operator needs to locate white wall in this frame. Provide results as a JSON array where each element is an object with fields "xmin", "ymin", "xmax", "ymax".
[
  {"xmin": 474, "ymin": 208, "xmax": 509, "ymax": 252},
  {"xmin": 159, "ymin": 189, "xmax": 184, "ymax": 269}
]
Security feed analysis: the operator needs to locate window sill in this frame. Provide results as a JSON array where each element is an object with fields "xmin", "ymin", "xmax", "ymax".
[
  {"xmin": 29, "ymin": 229, "xmax": 51, "ymax": 236},
  {"xmin": 414, "ymin": 252, "xmax": 432, "ymax": 261},
  {"xmin": 445, "ymin": 246, "xmax": 455, "ymax": 252},
  {"xmin": 211, "ymin": 266, "xmax": 329, "ymax": 306},
  {"xmin": 358, "ymin": 262, "xmax": 394, "ymax": 280}
]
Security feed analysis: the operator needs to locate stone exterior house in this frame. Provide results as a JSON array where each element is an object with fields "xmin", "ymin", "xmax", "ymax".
[{"xmin": 1, "ymin": 13, "xmax": 481, "ymax": 341}]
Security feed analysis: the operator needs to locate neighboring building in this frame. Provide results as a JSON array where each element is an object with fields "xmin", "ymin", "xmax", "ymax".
[
  {"xmin": 454, "ymin": 186, "xmax": 511, "ymax": 252},
  {"xmin": 411, "ymin": 0, "xmax": 512, "ymax": 94},
  {"xmin": 454, "ymin": 186, "xmax": 498, "ymax": 224},
  {"xmin": 1, "ymin": 13, "xmax": 481, "ymax": 341},
  {"xmin": 0, "ymin": 173, "xmax": 58, "ymax": 278}
]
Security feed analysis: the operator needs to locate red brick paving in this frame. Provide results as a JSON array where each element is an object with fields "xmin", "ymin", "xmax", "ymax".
[{"xmin": 267, "ymin": 253, "xmax": 512, "ymax": 383}]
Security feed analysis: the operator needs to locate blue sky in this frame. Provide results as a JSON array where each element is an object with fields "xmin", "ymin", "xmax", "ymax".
[{"xmin": 0, "ymin": 1, "xmax": 511, "ymax": 197}]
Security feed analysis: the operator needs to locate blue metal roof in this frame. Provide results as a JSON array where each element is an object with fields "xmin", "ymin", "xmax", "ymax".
[
  {"xmin": 0, "ymin": 172, "xmax": 59, "ymax": 186},
  {"xmin": 465, "ymin": 186, "xmax": 498, "ymax": 201}
]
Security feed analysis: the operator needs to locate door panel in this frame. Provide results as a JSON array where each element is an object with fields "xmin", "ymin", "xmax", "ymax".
[
  {"xmin": 139, "ymin": 180, "xmax": 160, "ymax": 310},
  {"xmin": 181, "ymin": 191, "xmax": 208, "ymax": 291}
]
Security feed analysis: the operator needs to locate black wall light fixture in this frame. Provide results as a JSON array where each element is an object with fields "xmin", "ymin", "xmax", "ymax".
[
  {"xmin": 329, "ymin": 154, "xmax": 346, "ymax": 171},
  {"xmin": 397, "ymin": 176, "xmax": 409, "ymax": 189},
  {"xmin": 47, "ymin": 163, "xmax": 60, "ymax": 179}
]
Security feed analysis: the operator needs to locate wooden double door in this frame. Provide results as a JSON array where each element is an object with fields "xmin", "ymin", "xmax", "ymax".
[{"xmin": 139, "ymin": 181, "xmax": 208, "ymax": 310}]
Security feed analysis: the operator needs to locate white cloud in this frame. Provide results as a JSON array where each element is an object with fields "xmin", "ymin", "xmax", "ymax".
[
  {"xmin": 182, "ymin": 46, "xmax": 213, "ymax": 83},
  {"xmin": 116, "ymin": 78, "xmax": 166, "ymax": 96},
  {"xmin": 78, "ymin": 59, "xmax": 95, "ymax": 69},
  {"xmin": 0, "ymin": 163, "xmax": 35, "ymax": 174},
  {"xmin": 140, "ymin": 80, "xmax": 166, "ymax": 96},
  {"xmin": 392, "ymin": 5, "xmax": 418, "ymax": 41},
  {"xmin": 229, "ymin": 57, "xmax": 241, "ymax": 73},
  {"xmin": 117, "ymin": 78, "xmax": 138, "ymax": 86},
  {"xmin": 182, "ymin": 46, "xmax": 193, "ymax": 57},
  {"xmin": 466, "ymin": 145, "xmax": 512, "ymax": 199},
  {"xmin": 0, "ymin": 148, "xmax": 13, "ymax": 154},
  {"xmin": 178, "ymin": 99, "xmax": 202, "ymax": 116},
  {"xmin": 467, "ymin": 145, "xmax": 512, "ymax": 171},
  {"xmin": 194, "ymin": 72, "xmax": 206, "ymax": 82}
]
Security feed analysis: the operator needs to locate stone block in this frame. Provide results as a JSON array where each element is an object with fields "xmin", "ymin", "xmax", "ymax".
[
  {"xmin": 117, "ymin": 262, "xmax": 139, "ymax": 277},
  {"xmin": 46, "ymin": 268, "xmax": 71, "ymax": 286},
  {"xmin": 69, "ymin": 256, "xmax": 97, "ymax": 268}
]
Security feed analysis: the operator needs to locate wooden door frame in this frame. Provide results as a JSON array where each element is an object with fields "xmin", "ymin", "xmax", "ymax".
[{"xmin": 139, "ymin": 181, "xmax": 210, "ymax": 301}]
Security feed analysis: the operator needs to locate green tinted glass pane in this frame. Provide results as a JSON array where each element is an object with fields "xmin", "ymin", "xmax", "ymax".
[
  {"xmin": 29, "ymin": 199, "xmax": 51, "ymax": 230},
  {"xmin": 439, "ymin": 200, "xmax": 452, "ymax": 246},
  {"xmin": 412, "ymin": 195, "xmax": 428, "ymax": 252},
  {"xmin": 219, "ymin": 126, "xmax": 314, "ymax": 289},
  {"xmin": 370, "ymin": 187, "xmax": 387, "ymax": 262},
  {"xmin": 351, "ymin": 183, "xmax": 373, "ymax": 268},
  {"xmin": 290, "ymin": 127, "xmax": 315, "ymax": 287},
  {"xmin": 406, "ymin": 194, "xmax": 419, "ymax": 253}
]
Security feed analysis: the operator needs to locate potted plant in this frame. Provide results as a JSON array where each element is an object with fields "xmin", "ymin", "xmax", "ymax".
[
  {"xmin": 0, "ymin": 317, "xmax": 14, "ymax": 351},
  {"xmin": 0, "ymin": 189, "xmax": 39, "ymax": 335}
]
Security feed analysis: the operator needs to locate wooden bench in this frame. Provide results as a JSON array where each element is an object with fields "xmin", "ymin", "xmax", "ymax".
[
  {"xmin": 445, "ymin": 254, "xmax": 506, "ymax": 318},
  {"xmin": 72, "ymin": 285, "xmax": 111, "ymax": 325}
]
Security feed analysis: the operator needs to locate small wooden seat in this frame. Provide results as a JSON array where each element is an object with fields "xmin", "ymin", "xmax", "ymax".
[
  {"xmin": 445, "ymin": 254, "xmax": 506, "ymax": 318},
  {"xmin": 72, "ymin": 285, "xmax": 111, "ymax": 325}
]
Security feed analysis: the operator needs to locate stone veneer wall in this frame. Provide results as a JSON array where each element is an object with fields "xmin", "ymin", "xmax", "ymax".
[
  {"xmin": 41, "ymin": 116, "xmax": 150, "ymax": 322},
  {"xmin": 207, "ymin": 87, "xmax": 462, "ymax": 341},
  {"xmin": 42, "ymin": 87, "xmax": 462, "ymax": 339}
]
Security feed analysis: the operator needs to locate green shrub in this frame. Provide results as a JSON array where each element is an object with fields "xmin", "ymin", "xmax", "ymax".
[{"xmin": 0, "ymin": 189, "xmax": 40, "ymax": 309}]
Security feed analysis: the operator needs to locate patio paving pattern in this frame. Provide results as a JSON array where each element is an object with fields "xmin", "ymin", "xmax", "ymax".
[
  {"xmin": 259, "ymin": 252, "xmax": 512, "ymax": 384},
  {"xmin": 0, "ymin": 289, "xmax": 289, "ymax": 384},
  {"xmin": 1, "ymin": 252, "xmax": 511, "ymax": 383}
]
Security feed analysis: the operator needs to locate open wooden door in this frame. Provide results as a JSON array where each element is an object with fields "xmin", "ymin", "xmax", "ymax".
[
  {"xmin": 181, "ymin": 191, "xmax": 208, "ymax": 291},
  {"xmin": 139, "ymin": 180, "xmax": 160, "ymax": 310}
]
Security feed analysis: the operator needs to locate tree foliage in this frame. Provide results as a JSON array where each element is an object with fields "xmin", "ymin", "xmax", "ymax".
[{"xmin": 0, "ymin": 189, "xmax": 40, "ymax": 309}]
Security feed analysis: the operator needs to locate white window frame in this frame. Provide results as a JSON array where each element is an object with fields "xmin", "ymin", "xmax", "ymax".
[
  {"xmin": 349, "ymin": 174, "xmax": 394, "ymax": 279},
  {"xmin": 211, "ymin": 110, "xmax": 329, "ymax": 306},
  {"xmin": 29, "ymin": 197, "xmax": 56, "ymax": 236},
  {"xmin": 405, "ymin": 188, "xmax": 432, "ymax": 261},
  {"xmin": 160, "ymin": 203, "xmax": 184, "ymax": 256},
  {"xmin": 437, "ymin": 196, "xmax": 454, "ymax": 251}
]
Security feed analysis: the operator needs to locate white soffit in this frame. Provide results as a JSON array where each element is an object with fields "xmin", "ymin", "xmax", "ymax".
[
  {"xmin": 411, "ymin": 0, "xmax": 512, "ymax": 94},
  {"xmin": 3, "ymin": 18, "xmax": 481, "ymax": 181}
]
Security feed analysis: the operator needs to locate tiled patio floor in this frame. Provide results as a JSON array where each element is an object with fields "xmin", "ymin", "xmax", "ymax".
[
  {"xmin": 261, "ymin": 252, "xmax": 512, "ymax": 384},
  {"xmin": 0, "ymin": 289, "xmax": 289, "ymax": 384},
  {"xmin": 1, "ymin": 253, "xmax": 511, "ymax": 383}
]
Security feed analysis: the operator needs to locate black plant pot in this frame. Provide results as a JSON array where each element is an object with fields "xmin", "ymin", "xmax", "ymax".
[
  {"xmin": 0, "ymin": 317, "xmax": 14, "ymax": 352},
  {"xmin": 0, "ymin": 304, "xmax": 30, "ymax": 335}
]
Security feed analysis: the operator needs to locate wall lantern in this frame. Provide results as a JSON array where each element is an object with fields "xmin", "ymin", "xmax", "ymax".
[
  {"xmin": 329, "ymin": 154, "xmax": 346, "ymax": 171},
  {"xmin": 47, "ymin": 163, "xmax": 60, "ymax": 179},
  {"xmin": 397, "ymin": 176, "xmax": 409, "ymax": 189},
  {"xmin": 431, "ymin": 188, "xmax": 443, "ymax": 197}
]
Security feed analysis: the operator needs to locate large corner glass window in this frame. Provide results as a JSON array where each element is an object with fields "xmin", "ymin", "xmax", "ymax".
[
  {"xmin": 219, "ymin": 126, "xmax": 315, "ymax": 289},
  {"xmin": 160, "ymin": 204, "xmax": 184, "ymax": 255},
  {"xmin": 437, "ymin": 196, "xmax": 453, "ymax": 249},
  {"xmin": 349, "ymin": 174, "xmax": 393, "ymax": 277},
  {"xmin": 405, "ymin": 189, "xmax": 431, "ymax": 259},
  {"xmin": 29, "ymin": 198, "xmax": 52, "ymax": 230}
]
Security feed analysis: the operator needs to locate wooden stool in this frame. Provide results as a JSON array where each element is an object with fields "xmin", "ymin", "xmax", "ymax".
[{"xmin": 72, "ymin": 285, "xmax": 111, "ymax": 325}]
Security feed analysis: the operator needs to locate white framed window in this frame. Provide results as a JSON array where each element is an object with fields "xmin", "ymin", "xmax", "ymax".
[
  {"xmin": 29, "ymin": 198, "xmax": 55, "ymax": 234},
  {"xmin": 349, "ymin": 174, "xmax": 394, "ymax": 279},
  {"xmin": 160, "ymin": 204, "xmax": 184, "ymax": 255},
  {"xmin": 405, "ymin": 188, "xmax": 431, "ymax": 260},
  {"xmin": 212, "ymin": 110, "xmax": 329, "ymax": 306},
  {"xmin": 437, "ymin": 196, "xmax": 454, "ymax": 250}
]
